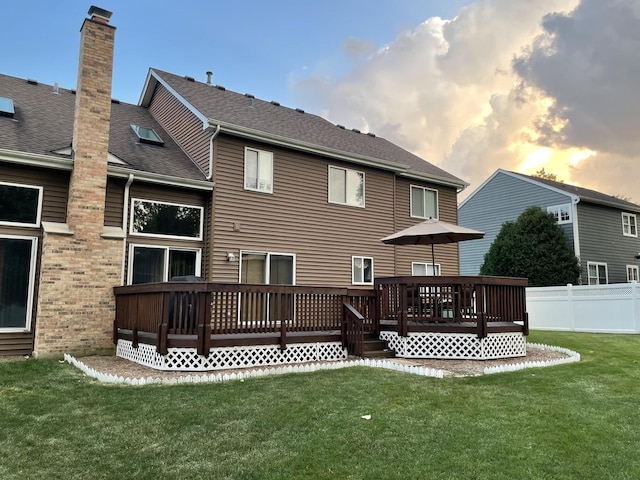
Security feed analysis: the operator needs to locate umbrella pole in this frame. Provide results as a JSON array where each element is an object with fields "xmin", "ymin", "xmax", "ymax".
[{"xmin": 431, "ymin": 243, "xmax": 435, "ymax": 275}]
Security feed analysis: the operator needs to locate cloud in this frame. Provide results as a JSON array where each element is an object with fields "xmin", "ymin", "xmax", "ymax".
[{"xmin": 292, "ymin": 0, "xmax": 639, "ymax": 202}]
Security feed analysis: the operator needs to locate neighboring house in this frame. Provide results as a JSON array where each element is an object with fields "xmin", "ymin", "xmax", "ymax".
[
  {"xmin": 0, "ymin": 7, "xmax": 466, "ymax": 357},
  {"xmin": 459, "ymin": 169, "xmax": 640, "ymax": 285}
]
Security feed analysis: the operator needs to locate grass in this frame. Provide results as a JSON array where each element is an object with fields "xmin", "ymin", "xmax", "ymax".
[{"xmin": 1, "ymin": 331, "xmax": 640, "ymax": 479}]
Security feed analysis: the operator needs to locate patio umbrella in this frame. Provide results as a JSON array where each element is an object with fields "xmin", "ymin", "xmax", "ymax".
[{"xmin": 381, "ymin": 218, "xmax": 485, "ymax": 273}]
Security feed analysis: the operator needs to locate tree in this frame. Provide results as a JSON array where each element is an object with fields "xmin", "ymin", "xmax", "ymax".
[
  {"xmin": 480, "ymin": 206, "xmax": 580, "ymax": 286},
  {"xmin": 533, "ymin": 167, "xmax": 563, "ymax": 183}
]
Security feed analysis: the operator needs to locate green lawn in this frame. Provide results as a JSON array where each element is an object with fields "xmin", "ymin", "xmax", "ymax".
[{"xmin": 1, "ymin": 331, "xmax": 639, "ymax": 479}]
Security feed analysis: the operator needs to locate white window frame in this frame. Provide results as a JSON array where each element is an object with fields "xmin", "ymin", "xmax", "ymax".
[
  {"xmin": 587, "ymin": 261, "xmax": 608, "ymax": 285},
  {"xmin": 622, "ymin": 212, "xmax": 637, "ymax": 237},
  {"xmin": 129, "ymin": 198, "xmax": 204, "ymax": 241},
  {"xmin": 328, "ymin": 166, "xmax": 365, "ymax": 208},
  {"xmin": 627, "ymin": 265, "xmax": 639, "ymax": 283},
  {"xmin": 352, "ymin": 256, "xmax": 374, "ymax": 285},
  {"xmin": 547, "ymin": 204, "xmax": 572, "ymax": 224},
  {"xmin": 411, "ymin": 262, "xmax": 441, "ymax": 276},
  {"xmin": 238, "ymin": 250, "xmax": 297, "ymax": 285},
  {"xmin": 127, "ymin": 243, "xmax": 202, "ymax": 285},
  {"xmin": 244, "ymin": 147, "xmax": 274, "ymax": 194},
  {"xmin": 0, "ymin": 235, "xmax": 38, "ymax": 332},
  {"xmin": 0, "ymin": 181, "xmax": 43, "ymax": 228},
  {"xmin": 410, "ymin": 185, "xmax": 438, "ymax": 219}
]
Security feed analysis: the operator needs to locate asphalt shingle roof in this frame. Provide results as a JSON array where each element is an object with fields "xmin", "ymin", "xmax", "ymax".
[
  {"xmin": 151, "ymin": 69, "xmax": 465, "ymax": 186},
  {"xmin": 0, "ymin": 74, "xmax": 206, "ymax": 182},
  {"xmin": 509, "ymin": 170, "xmax": 640, "ymax": 213}
]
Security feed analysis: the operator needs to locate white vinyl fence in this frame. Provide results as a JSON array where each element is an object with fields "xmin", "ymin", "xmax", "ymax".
[{"xmin": 526, "ymin": 282, "xmax": 640, "ymax": 333}]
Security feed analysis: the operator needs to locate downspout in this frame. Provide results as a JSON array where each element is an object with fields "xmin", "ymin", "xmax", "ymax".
[
  {"xmin": 207, "ymin": 124, "xmax": 221, "ymax": 180},
  {"xmin": 572, "ymin": 197, "xmax": 582, "ymax": 284},
  {"xmin": 120, "ymin": 174, "xmax": 134, "ymax": 285}
]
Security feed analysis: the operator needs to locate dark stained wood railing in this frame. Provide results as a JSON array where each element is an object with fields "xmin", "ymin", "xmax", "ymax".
[
  {"xmin": 375, "ymin": 276, "xmax": 529, "ymax": 338},
  {"xmin": 342, "ymin": 303, "xmax": 365, "ymax": 358},
  {"xmin": 114, "ymin": 283, "xmax": 376, "ymax": 354}
]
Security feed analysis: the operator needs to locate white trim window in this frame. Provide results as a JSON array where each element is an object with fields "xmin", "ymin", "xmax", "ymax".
[
  {"xmin": 0, "ymin": 182, "xmax": 43, "ymax": 228},
  {"xmin": 547, "ymin": 204, "xmax": 572, "ymax": 224},
  {"xmin": 127, "ymin": 244, "xmax": 201, "ymax": 285},
  {"xmin": 0, "ymin": 235, "xmax": 38, "ymax": 331},
  {"xmin": 352, "ymin": 256, "xmax": 373, "ymax": 285},
  {"xmin": 410, "ymin": 185, "xmax": 438, "ymax": 219},
  {"xmin": 627, "ymin": 265, "xmax": 639, "ymax": 283},
  {"xmin": 244, "ymin": 147, "xmax": 273, "ymax": 193},
  {"xmin": 130, "ymin": 199, "xmax": 203, "ymax": 241},
  {"xmin": 329, "ymin": 166, "xmax": 365, "ymax": 207},
  {"xmin": 622, "ymin": 212, "xmax": 637, "ymax": 237},
  {"xmin": 587, "ymin": 262, "xmax": 608, "ymax": 285},
  {"xmin": 411, "ymin": 262, "xmax": 441, "ymax": 276},
  {"xmin": 239, "ymin": 251, "xmax": 296, "ymax": 285}
]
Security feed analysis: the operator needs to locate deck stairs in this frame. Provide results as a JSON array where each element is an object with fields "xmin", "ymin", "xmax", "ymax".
[{"xmin": 361, "ymin": 333, "xmax": 395, "ymax": 359}]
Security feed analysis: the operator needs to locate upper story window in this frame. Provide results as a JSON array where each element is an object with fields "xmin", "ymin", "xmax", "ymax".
[
  {"xmin": 352, "ymin": 256, "xmax": 373, "ymax": 285},
  {"xmin": 0, "ymin": 182, "xmax": 43, "ymax": 227},
  {"xmin": 130, "ymin": 125, "xmax": 164, "ymax": 145},
  {"xmin": 412, "ymin": 262, "xmax": 441, "ymax": 276},
  {"xmin": 411, "ymin": 185, "xmax": 438, "ymax": 219},
  {"xmin": 329, "ymin": 166, "xmax": 365, "ymax": 207},
  {"xmin": 244, "ymin": 147, "xmax": 273, "ymax": 193},
  {"xmin": 130, "ymin": 199, "xmax": 203, "ymax": 240},
  {"xmin": 547, "ymin": 204, "xmax": 572, "ymax": 224},
  {"xmin": 587, "ymin": 262, "xmax": 608, "ymax": 285},
  {"xmin": 622, "ymin": 212, "xmax": 637, "ymax": 237}
]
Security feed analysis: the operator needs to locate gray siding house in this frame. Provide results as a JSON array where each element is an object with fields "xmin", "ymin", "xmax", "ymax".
[{"xmin": 459, "ymin": 169, "xmax": 640, "ymax": 285}]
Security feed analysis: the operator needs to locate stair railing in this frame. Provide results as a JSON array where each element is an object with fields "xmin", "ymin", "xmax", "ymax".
[{"xmin": 342, "ymin": 303, "xmax": 365, "ymax": 358}]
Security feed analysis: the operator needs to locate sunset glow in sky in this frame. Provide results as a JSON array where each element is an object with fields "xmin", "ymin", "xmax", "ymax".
[{"xmin": 1, "ymin": 0, "xmax": 637, "ymax": 201}]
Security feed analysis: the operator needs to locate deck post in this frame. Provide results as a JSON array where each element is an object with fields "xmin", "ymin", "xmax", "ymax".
[
  {"xmin": 157, "ymin": 291, "xmax": 170, "ymax": 355},
  {"xmin": 197, "ymin": 291, "xmax": 211, "ymax": 356},
  {"xmin": 399, "ymin": 284, "xmax": 408, "ymax": 337},
  {"xmin": 280, "ymin": 319, "xmax": 287, "ymax": 350}
]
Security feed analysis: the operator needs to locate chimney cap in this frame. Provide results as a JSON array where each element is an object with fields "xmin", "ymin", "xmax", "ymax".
[{"xmin": 88, "ymin": 6, "xmax": 112, "ymax": 23}]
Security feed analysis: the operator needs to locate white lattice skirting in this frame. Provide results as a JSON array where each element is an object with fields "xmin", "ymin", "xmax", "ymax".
[
  {"xmin": 379, "ymin": 331, "xmax": 526, "ymax": 360},
  {"xmin": 116, "ymin": 340, "xmax": 348, "ymax": 371}
]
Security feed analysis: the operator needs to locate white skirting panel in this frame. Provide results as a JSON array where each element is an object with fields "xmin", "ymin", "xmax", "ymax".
[
  {"xmin": 116, "ymin": 340, "xmax": 348, "ymax": 372},
  {"xmin": 379, "ymin": 331, "xmax": 526, "ymax": 360}
]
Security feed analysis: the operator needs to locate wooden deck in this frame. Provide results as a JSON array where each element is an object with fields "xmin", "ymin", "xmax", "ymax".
[{"xmin": 113, "ymin": 276, "xmax": 528, "ymax": 359}]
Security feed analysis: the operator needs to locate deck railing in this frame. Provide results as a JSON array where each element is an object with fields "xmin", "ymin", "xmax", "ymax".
[
  {"xmin": 114, "ymin": 282, "xmax": 376, "ymax": 355},
  {"xmin": 375, "ymin": 276, "xmax": 529, "ymax": 338}
]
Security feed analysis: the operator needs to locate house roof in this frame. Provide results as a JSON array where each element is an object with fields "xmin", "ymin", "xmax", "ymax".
[
  {"xmin": 460, "ymin": 168, "xmax": 640, "ymax": 213},
  {"xmin": 0, "ymin": 74, "xmax": 207, "ymax": 184},
  {"xmin": 142, "ymin": 69, "xmax": 466, "ymax": 189},
  {"xmin": 507, "ymin": 170, "xmax": 640, "ymax": 213}
]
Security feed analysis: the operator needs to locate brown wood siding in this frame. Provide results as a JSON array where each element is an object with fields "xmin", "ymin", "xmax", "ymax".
[
  {"xmin": 0, "ymin": 162, "xmax": 69, "ymax": 223},
  {"xmin": 0, "ymin": 332, "xmax": 33, "ymax": 356},
  {"xmin": 210, "ymin": 135, "xmax": 460, "ymax": 287},
  {"xmin": 148, "ymin": 85, "xmax": 210, "ymax": 176},
  {"xmin": 124, "ymin": 182, "xmax": 210, "ymax": 281},
  {"xmin": 104, "ymin": 177, "xmax": 125, "ymax": 227},
  {"xmin": 392, "ymin": 178, "xmax": 460, "ymax": 276}
]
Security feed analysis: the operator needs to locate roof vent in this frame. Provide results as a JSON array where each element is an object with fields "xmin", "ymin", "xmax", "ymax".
[
  {"xmin": 52, "ymin": 82, "xmax": 59, "ymax": 95},
  {"xmin": 352, "ymin": 128, "xmax": 361, "ymax": 134},
  {"xmin": 111, "ymin": 98, "xmax": 120, "ymax": 104},
  {"xmin": 244, "ymin": 93, "xmax": 255, "ymax": 98},
  {"xmin": 367, "ymin": 132, "xmax": 376, "ymax": 138},
  {"xmin": 27, "ymin": 79, "xmax": 38, "ymax": 85},
  {"xmin": 184, "ymin": 75, "xmax": 195, "ymax": 82},
  {"xmin": 206, "ymin": 71, "xmax": 213, "ymax": 85},
  {"xmin": 337, "ymin": 125, "xmax": 345, "ymax": 129},
  {"xmin": 216, "ymin": 85, "xmax": 226, "ymax": 91},
  {"xmin": 270, "ymin": 101, "xmax": 280, "ymax": 106},
  {"xmin": 70, "ymin": 89, "xmax": 76, "ymax": 95},
  {"xmin": 295, "ymin": 108, "xmax": 304, "ymax": 114}
]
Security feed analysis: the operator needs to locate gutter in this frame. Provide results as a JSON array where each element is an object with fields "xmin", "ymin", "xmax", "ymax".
[{"xmin": 207, "ymin": 124, "xmax": 221, "ymax": 180}]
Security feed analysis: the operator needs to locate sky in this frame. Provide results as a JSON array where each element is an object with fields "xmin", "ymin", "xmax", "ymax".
[{"xmin": 1, "ymin": 0, "xmax": 638, "ymax": 202}]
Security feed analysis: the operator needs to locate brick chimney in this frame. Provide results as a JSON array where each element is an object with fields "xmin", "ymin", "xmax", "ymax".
[
  {"xmin": 34, "ymin": 6, "xmax": 123, "ymax": 357},
  {"xmin": 68, "ymin": 5, "xmax": 115, "ymax": 233}
]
